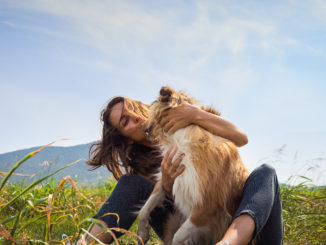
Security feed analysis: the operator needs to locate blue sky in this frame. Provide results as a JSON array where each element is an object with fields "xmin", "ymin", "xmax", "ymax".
[{"xmin": 1, "ymin": 0, "xmax": 325, "ymax": 184}]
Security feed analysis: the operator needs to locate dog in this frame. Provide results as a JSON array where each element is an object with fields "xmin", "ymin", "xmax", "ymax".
[{"xmin": 138, "ymin": 86, "xmax": 250, "ymax": 245}]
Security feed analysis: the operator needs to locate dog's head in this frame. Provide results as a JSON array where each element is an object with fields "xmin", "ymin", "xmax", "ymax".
[
  {"xmin": 142, "ymin": 86, "xmax": 198, "ymax": 144},
  {"xmin": 158, "ymin": 86, "xmax": 196, "ymax": 105}
]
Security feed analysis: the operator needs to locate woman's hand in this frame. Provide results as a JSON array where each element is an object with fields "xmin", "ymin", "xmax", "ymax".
[
  {"xmin": 160, "ymin": 103, "xmax": 200, "ymax": 135},
  {"xmin": 161, "ymin": 147, "xmax": 186, "ymax": 198}
]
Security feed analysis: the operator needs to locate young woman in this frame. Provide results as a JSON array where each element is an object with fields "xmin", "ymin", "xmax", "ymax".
[{"xmin": 77, "ymin": 96, "xmax": 283, "ymax": 245}]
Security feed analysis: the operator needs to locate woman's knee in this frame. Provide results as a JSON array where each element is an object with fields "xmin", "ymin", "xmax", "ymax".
[
  {"xmin": 117, "ymin": 174, "xmax": 150, "ymax": 189},
  {"xmin": 257, "ymin": 164, "xmax": 277, "ymax": 178},
  {"xmin": 115, "ymin": 174, "xmax": 154, "ymax": 200},
  {"xmin": 117, "ymin": 174, "xmax": 139, "ymax": 185}
]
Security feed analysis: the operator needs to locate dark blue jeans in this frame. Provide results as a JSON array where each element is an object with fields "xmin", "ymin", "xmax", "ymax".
[{"xmin": 94, "ymin": 164, "xmax": 283, "ymax": 244}]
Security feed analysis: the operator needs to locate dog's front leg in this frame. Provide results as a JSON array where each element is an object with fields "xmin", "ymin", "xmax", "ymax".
[
  {"xmin": 138, "ymin": 182, "xmax": 165, "ymax": 245},
  {"xmin": 172, "ymin": 218, "xmax": 210, "ymax": 245}
]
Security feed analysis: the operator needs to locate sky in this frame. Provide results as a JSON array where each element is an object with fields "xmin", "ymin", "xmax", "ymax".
[{"xmin": 1, "ymin": 0, "xmax": 325, "ymax": 185}]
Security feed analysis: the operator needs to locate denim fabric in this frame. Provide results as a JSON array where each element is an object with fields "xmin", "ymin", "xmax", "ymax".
[
  {"xmin": 232, "ymin": 164, "xmax": 284, "ymax": 245},
  {"xmin": 94, "ymin": 174, "xmax": 173, "ymax": 239},
  {"xmin": 95, "ymin": 164, "xmax": 283, "ymax": 244}
]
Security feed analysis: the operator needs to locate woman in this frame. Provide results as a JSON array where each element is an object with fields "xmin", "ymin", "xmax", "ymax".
[{"xmin": 77, "ymin": 96, "xmax": 283, "ymax": 245}]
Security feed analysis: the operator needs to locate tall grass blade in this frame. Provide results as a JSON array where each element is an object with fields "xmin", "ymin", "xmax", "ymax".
[
  {"xmin": 2, "ymin": 197, "xmax": 48, "ymax": 225},
  {"xmin": 110, "ymin": 227, "xmax": 145, "ymax": 245},
  {"xmin": 45, "ymin": 194, "xmax": 53, "ymax": 242},
  {"xmin": 101, "ymin": 212, "xmax": 120, "ymax": 224},
  {"xmin": 26, "ymin": 239, "xmax": 49, "ymax": 244},
  {"xmin": 79, "ymin": 218, "xmax": 120, "ymax": 244},
  {"xmin": 0, "ymin": 142, "xmax": 55, "ymax": 191},
  {"xmin": 0, "ymin": 139, "xmax": 69, "ymax": 191},
  {"xmin": 0, "ymin": 223, "xmax": 16, "ymax": 244},
  {"xmin": 57, "ymin": 176, "xmax": 91, "ymax": 202},
  {"xmin": 10, "ymin": 209, "xmax": 23, "ymax": 240},
  {"xmin": 80, "ymin": 228, "xmax": 106, "ymax": 245},
  {"xmin": 0, "ymin": 172, "xmax": 34, "ymax": 177},
  {"xmin": 0, "ymin": 159, "xmax": 81, "ymax": 214},
  {"xmin": 15, "ymin": 215, "xmax": 47, "ymax": 235}
]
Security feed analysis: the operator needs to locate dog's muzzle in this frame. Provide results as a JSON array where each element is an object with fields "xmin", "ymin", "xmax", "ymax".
[{"xmin": 142, "ymin": 123, "xmax": 154, "ymax": 140}]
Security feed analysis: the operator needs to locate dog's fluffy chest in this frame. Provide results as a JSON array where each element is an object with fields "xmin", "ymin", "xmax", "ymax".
[{"xmin": 161, "ymin": 127, "xmax": 204, "ymax": 217}]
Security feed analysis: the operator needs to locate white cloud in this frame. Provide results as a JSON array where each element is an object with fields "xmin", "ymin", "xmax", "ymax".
[
  {"xmin": 1, "ymin": 20, "xmax": 77, "ymax": 41},
  {"xmin": 1, "ymin": 1, "xmax": 276, "ymax": 55},
  {"xmin": 4, "ymin": 0, "xmax": 322, "ymax": 78},
  {"xmin": 2, "ymin": 0, "xmax": 324, "ymax": 105},
  {"xmin": 289, "ymin": 0, "xmax": 326, "ymax": 25}
]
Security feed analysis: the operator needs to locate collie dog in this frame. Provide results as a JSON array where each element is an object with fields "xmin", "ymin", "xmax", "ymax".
[{"xmin": 138, "ymin": 87, "xmax": 250, "ymax": 245}]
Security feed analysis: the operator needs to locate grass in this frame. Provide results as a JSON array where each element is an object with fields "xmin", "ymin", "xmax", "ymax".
[
  {"xmin": 281, "ymin": 176, "xmax": 326, "ymax": 244},
  {"xmin": 0, "ymin": 177, "xmax": 159, "ymax": 244},
  {"xmin": 0, "ymin": 144, "xmax": 325, "ymax": 244}
]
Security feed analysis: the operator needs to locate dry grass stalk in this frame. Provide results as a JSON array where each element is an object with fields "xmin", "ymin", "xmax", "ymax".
[{"xmin": 0, "ymin": 223, "xmax": 17, "ymax": 244}]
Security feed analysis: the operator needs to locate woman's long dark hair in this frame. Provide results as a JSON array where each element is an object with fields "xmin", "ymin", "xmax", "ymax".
[{"xmin": 87, "ymin": 97, "xmax": 162, "ymax": 181}]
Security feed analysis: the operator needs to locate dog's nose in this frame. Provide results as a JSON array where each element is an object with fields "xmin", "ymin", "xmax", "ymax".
[
  {"xmin": 141, "ymin": 124, "xmax": 148, "ymax": 133},
  {"xmin": 142, "ymin": 123, "xmax": 154, "ymax": 136},
  {"xmin": 145, "ymin": 132, "xmax": 151, "ymax": 141}
]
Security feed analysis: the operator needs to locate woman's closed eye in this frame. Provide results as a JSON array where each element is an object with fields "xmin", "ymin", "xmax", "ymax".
[{"xmin": 122, "ymin": 116, "xmax": 129, "ymax": 127}]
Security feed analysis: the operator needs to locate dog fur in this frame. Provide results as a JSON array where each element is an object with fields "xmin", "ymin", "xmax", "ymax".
[{"xmin": 138, "ymin": 87, "xmax": 250, "ymax": 245}]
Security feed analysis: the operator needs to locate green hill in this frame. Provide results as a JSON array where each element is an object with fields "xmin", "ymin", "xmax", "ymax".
[{"xmin": 0, "ymin": 143, "xmax": 111, "ymax": 185}]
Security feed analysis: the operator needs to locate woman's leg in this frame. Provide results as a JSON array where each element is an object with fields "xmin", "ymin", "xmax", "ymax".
[
  {"xmin": 78, "ymin": 174, "xmax": 172, "ymax": 244},
  {"xmin": 218, "ymin": 164, "xmax": 283, "ymax": 245}
]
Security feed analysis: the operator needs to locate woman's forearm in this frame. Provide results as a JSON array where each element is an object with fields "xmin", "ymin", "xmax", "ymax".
[
  {"xmin": 193, "ymin": 108, "xmax": 248, "ymax": 147},
  {"xmin": 160, "ymin": 103, "xmax": 248, "ymax": 147},
  {"xmin": 217, "ymin": 214, "xmax": 255, "ymax": 245}
]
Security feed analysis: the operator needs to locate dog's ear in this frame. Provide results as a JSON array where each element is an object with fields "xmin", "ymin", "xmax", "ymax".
[{"xmin": 159, "ymin": 86, "xmax": 174, "ymax": 103}]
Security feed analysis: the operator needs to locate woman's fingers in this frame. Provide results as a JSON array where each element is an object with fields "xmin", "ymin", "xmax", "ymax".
[
  {"xmin": 162, "ymin": 147, "xmax": 177, "ymax": 168},
  {"xmin": 167, "ymin": 122, "xmax": 182, "ymax": 135},
  {"xmin": 168, "ymin": 152, "xmax": 186, "ymax": 179},
  {"xmin": 160, "ymin": 108, "xmax": 172, "ymax": 118},
  {"xmin": 160, "ymin": 107, "xmax": 178, "ymax": 128},
  {"xmin": 170, "ymin": 153, "xmax": 185, "ymax": 178},
  {"xmin": 164, "ymin": 120, "xmax": 175, "ymax": 133},
  {"xmin": 163, "ymin": 146, "xmax": 175, "ymax": 162},
  {"xmin": 171, "ymin": 153, "xmax": 185, "ymax": 171},
  {"xmin": 160, "ymin": 115, "xmax": 170, "ymax": 127},
  {"xmin": 162, "ymin": 146, "xmax": 186, "ymax": 177},
  {"xmin": 161, "ymin": 147, "xmax": 173, "ymax": 169},
  {"xmin": 167, "ymin": 147, "xmax": 178, "ymax": 164},
  {"xmin": 161, "ymin": 147, "xmax": 186, "ymax": 197},
  {"xmin": 160, "ymin": 105, "xmax": 193, "ymax": 135},
  {"xmin": 171, "ymin": 165, "xmax": 186, "ymax": 179}
]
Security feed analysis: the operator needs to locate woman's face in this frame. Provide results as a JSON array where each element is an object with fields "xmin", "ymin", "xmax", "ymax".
[{"xmin": 109, "ymin": 102, "xmax": 152, "ymax": 146}]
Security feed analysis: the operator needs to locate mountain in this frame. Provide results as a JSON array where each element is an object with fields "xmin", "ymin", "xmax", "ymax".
[{"xmin": 0, "ymin": 143, "xmax": 111, "ymax": 185}]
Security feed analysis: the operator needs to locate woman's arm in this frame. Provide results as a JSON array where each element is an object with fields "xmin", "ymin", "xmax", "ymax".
[
  {"xmin": 216, "ymin": 214, "xmax": 255, "ymax": 245},
  {"xmin": 160, "ymin": 103, "xmax": 248, "ymax": 147}
]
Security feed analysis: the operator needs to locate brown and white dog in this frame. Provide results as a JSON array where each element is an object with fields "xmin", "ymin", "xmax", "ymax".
[{"xmin": 138, "ymin": 87, "xmax": 250, "ymax": 245}]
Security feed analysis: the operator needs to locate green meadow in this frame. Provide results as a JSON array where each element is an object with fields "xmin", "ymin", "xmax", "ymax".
[{"xmin": 0, "ymin": 146, "xmax": 325, "ymax": 244}]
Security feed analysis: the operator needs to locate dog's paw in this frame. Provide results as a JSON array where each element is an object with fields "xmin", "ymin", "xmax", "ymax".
[{"xmin": 137, "ymin": 218, "xmax": 150, "ymax": 244}]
